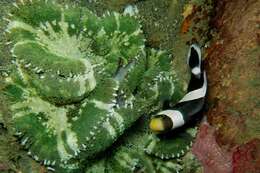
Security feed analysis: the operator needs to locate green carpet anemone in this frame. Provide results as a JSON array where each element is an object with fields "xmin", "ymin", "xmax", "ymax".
[{"xmin": 1, "ymin": 0, "xmax": 197, "ymax": 172}]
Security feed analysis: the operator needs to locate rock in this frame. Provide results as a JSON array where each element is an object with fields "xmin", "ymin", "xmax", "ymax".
[
  {"xmin": 192, "ymin": 123, "xmax": 232, "ymax": 173},
  {"xmin": 232, "ymin": 139, "xmax": 260, "ymax": 173},
  {"xmin": 205, "ymin": 0, "xmax": 260, "ymax": 149}
]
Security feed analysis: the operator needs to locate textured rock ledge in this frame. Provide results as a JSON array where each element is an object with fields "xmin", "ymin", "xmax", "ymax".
[{"xmin": 192, "ymin": 0, "xmax": 260, "ymax": 172}]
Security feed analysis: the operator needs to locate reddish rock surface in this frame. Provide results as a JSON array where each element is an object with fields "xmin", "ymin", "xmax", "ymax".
[
  {"xmin": 193, "ymin": 0, "xmax": 260, "ymax": 172},
  {"xmin": 205, "ymin": 0, "xmax": 260, "ymax": 146},
  {"xmin": 232, "ymin": 139, "xmax": 260, "ymax": 173},
  {"xmin": 192, "ymin": 123, "xmax": 232, "ymax": 173}
]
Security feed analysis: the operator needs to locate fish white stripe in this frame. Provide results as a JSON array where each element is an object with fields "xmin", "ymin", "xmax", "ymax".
[
  {"xmin": 157, "ymin": 110, "xmax": 185, "ymax": 129},
  {"xmin": 179, "ymin": 71, "xmax": 207, "ymax": 103}
]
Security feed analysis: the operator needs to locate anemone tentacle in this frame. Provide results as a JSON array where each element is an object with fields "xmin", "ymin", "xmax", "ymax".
[
  {"xmin": 2, "ymin": 0, "xmax": 193, "ymax": 172},
  {"xmin": 144, "ymin": 128, "xmax": 196, "ymax": 160}
]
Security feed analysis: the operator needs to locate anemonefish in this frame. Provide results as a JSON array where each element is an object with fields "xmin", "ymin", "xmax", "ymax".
[{"xmin": 149, "ymin": 44, "xmax": 207, "ymax": 133}]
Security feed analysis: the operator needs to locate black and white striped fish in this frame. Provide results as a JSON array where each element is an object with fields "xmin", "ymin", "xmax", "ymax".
[{"xmin": 149, "ymin": 44, "xmax": 207, "ymax": 133}]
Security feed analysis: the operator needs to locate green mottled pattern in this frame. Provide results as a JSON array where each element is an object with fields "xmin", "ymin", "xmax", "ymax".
[{"xmin": 2, "ymin": 0, "xmax": 191, "ymax": 172}]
